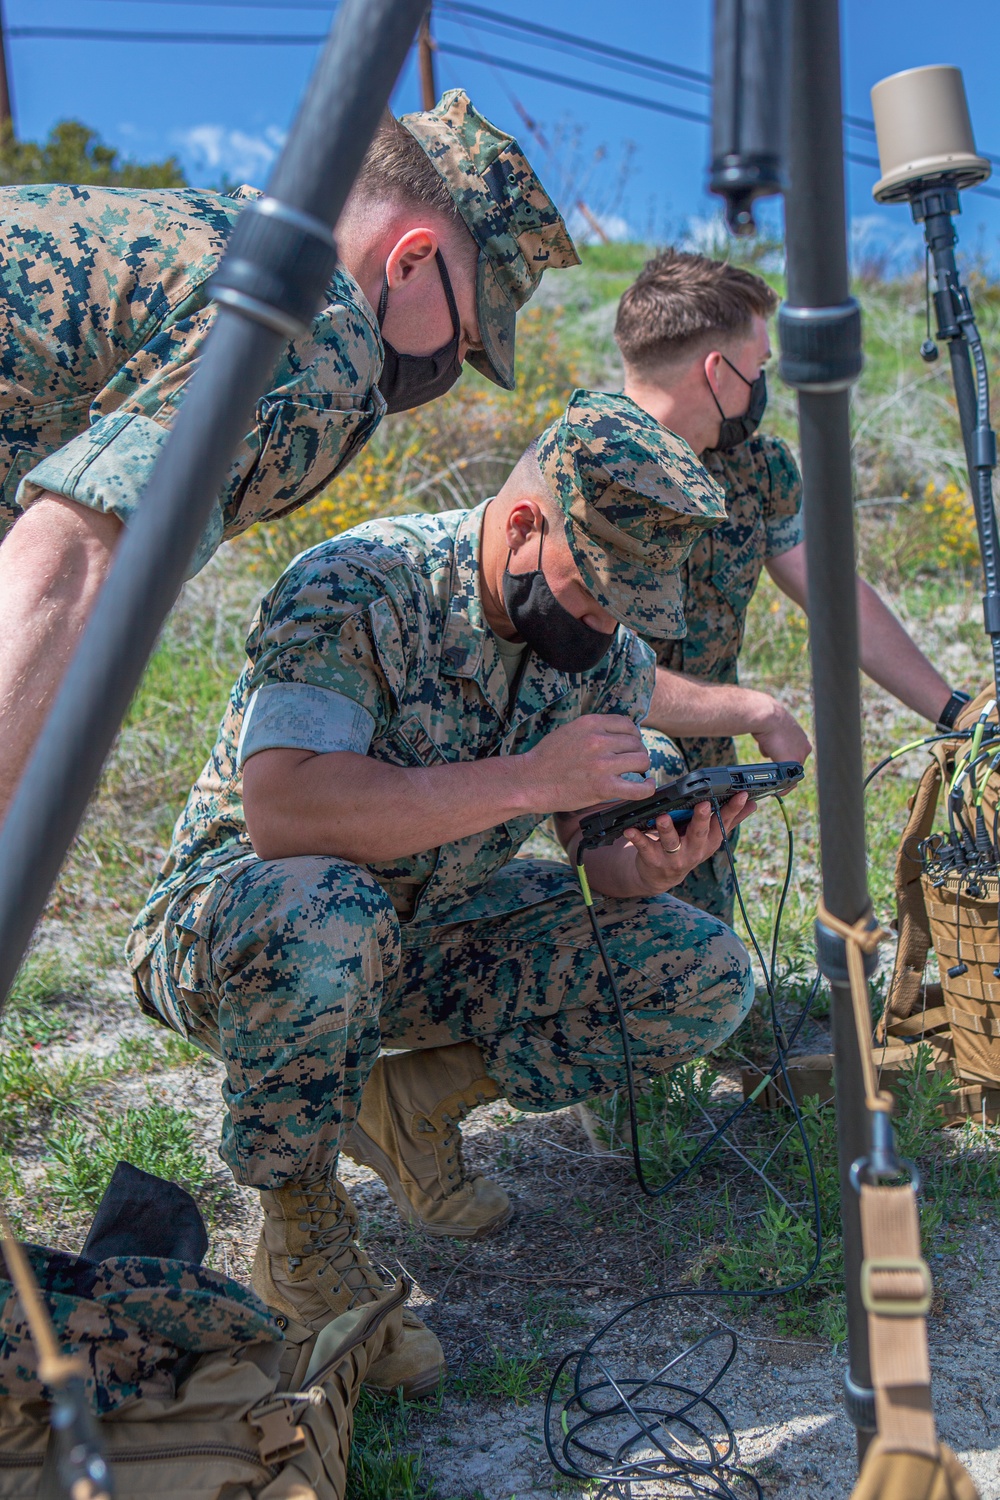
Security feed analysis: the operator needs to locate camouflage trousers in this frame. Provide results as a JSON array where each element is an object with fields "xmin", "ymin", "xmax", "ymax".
[
  {"xmin": 519, "ymin": 728, "xmax": 739, "ymax": 925},
  {"xmin": 135, "ymin": 856, "xmax": 753, "ymax": 1188}
]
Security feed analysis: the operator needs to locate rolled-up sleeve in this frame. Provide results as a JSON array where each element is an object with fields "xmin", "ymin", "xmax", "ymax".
[
  {"xmin": 16, "ymin": 409, "xmax": 230, "ymax": 579},
  {"xmin": 244, "ymin": 541, "xmax": 417, "ymax": 749},
  {"xmin": 237, "ymin": 681, "xmax": 376, "ymax": 766}
]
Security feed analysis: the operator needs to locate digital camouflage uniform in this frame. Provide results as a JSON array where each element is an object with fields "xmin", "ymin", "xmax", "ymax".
[
  {"xmin": 0, "ymin": 90, "xmax": 577, "ymax": 568},
  {"xmin": 653, "ymin": 433, "xmax": 803, "ymax": 921},
  {"xmin": 128, "ymin": 392, "xmax": 752, "ymax": 1190},
  {"xmin": 0, "ymin": 183, "xmax": 383, "ymax": 568}
]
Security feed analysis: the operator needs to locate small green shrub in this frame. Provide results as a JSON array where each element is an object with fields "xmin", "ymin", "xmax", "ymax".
[
  {"xmin": 6, "ymin": 949, "xmax": 86, "ymax": 1045},
  {"xmin": 588, "ymin": 1060, "xmax": 719, "ymax": 1188},
  {"xmin": 44, "ymin": 1102, "xmax": 208, "ymax": 1211},
  {"xmin": 0, "ymin": 1047, "xmax": 91, "ymax": 1139}
]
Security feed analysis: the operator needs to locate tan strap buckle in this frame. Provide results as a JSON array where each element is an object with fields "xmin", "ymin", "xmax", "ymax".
[
  {"xmin": 860, "ymin": 1255, "xmax": 933, "ymax": 1317},
  {"xmin": 250, "ymin": 1401, "xmax": 307, "ymax": 1465}
]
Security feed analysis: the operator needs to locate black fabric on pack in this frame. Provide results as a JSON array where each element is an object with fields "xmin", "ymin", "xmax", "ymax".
[{"xmin": 81, "ymin": 1161, "xmax": 209, "ymax": 1265}]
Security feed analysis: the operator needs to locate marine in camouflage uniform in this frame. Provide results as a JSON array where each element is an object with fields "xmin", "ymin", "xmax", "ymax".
[
  {"xmin": 0, "ymin": 89, "xmax": 577, "ymax": 560},
  {"xmin": 522, "ymin": 432, "xmax": 801, "ymax": 922},
  {"xmin": 647, "ymin": 433, "xmax": 802, "ymax": 921},
  {"xmin": 128, "ymin": 390, "xmax": 752, "ymax": 1391}
]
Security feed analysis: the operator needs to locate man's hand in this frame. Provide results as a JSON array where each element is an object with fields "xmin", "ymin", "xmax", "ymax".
[
  {"xmin": 522, "ymin": 714, "xmax": 654, "ymax": 814},
  {"xmin": 645, "ymin": 666, "xmax": 811, "ymax": 763},
  {"xmin": 751, "ymin": 697, "xmax": 812, "ymax": 764},
  {"xmin": 624, "ymin": 792, "xmax": 755, "ymax": 895}
]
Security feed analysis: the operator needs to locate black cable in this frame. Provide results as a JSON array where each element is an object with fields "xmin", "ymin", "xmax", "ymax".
[
  {"xmin": 549, "ymin": 801, "xmax": 823, "ymax": 1497},
  {"xmin": 864, "ymin": 729, "xmax": 975, "ymax": 790}
]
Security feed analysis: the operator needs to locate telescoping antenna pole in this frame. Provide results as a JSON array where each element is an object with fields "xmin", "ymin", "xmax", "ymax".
[
  {"xmin": 776, "ymin": 0, "xmax": 875, "ymax": 1457},
  {"xmin": 0, "ymin": 0, "xmax": 431, "ymax": 1009},
  {"xmin": 711, "ymin": 0, "xmax": 874, "ymax": 1467}
]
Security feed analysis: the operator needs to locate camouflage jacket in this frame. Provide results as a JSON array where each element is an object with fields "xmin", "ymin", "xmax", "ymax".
[
  {"xmin": 128, "ymin": 501, "xmax": 654, "ymax": 978},
  {"xmin": 656, "ymin": 434, "xmax": 802, "ymax": 769},
  {"xmin": 0, "ymin": 184, "xmax": 384, "ymax": 572}
]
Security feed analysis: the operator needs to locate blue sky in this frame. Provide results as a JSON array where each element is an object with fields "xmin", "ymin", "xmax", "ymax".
[{"xmin": 9, "ymin": 1, "xmax": 1000, "ymax": 267}]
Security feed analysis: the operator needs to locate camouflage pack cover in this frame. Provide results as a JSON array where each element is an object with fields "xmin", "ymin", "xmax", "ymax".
[
  {"xmin": 536, "ymin": 389, "xmax": 728, "ymax": 639},
  {"xmin": 0, "ymin": 1245, "xmax": 280, "ymax": 1413},
  {"xmin": 401, "ymin": 89, "xmax": 579, "ymax": 389}
]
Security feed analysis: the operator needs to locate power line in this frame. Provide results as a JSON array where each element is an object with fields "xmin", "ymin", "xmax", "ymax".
[
  {"xmin": 82, "ymin": 0, "xmax": 713, "ymax": 92},
  {"xmin": 9, "ymin": 25, "xmax": 327, "ymax": 43},
  {"xmin": 72, "ymin": 0, "xmax": 1000, "ymax": 171},
  {"xmin": 436, "ymin": 40, "xmax": 711, "ymax": 126},
  {"xmin": 437, "ymin": 0, "xmax": 712, "ymax": 96},
  {"xmin": 82, "ymin": 0, "xmax": 334, "ymax": 6},
  {"xmin": 17, "ymin": 13, "xmax": 1000, "ymax": 196}
]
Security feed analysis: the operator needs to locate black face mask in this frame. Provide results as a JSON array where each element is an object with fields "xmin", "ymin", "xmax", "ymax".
[
  {"xmin": 375, "ymin": 250, "xmax": 464, "ymax": 414},
  {"xmin": 706, "ymin": 354, "xmax": 768, "ymax": 451},
  {"xmin": 501, "ymin": 526, "xmax": 616, "ymax": 675}
]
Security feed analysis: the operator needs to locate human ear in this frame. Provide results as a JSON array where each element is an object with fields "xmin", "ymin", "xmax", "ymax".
[
  {"xmin": 504, "ymin": 500, "xmax": 544, "ymax": 554},
  {"xmin": 384, "ymin": 226, "xmax": 439, "ymax": 289},
  {"xmin": 703, "ymin": 349, "xmax": 724, "ymax": 395}
]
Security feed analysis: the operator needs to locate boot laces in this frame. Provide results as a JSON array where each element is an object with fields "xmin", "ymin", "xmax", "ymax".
[
  {"xmin": 295, "ymin": 1182, "xmax": 377, "ymax": 1308},
  {"xmin": 437, "ymin": 1111, "xmax": 469, "ymax": 1195}
]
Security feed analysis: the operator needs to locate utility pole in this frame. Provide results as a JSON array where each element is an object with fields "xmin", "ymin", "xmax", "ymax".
[
  {"xmin": 0, "ymin": 0, "xmax": 14, "ymax": 136},
  {"xmin": 418, "ymin": 7, "xmax": 437, "ymax": 111}
]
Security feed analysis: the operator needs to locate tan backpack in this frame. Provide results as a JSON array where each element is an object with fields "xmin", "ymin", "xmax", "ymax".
[
  {"xmin": 741, "ymin": 688, "xmax": 1000, "ymax": 1120},
  {"xmin": 0, "ymin": 1245, "xmax": 405, "ymax": 1500},
  {"xmin": 882, "ymin": 686, "xmax": 1000, "ymax": 1111}
]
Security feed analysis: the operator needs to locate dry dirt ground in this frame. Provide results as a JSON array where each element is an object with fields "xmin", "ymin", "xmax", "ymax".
[{"xmin": 11, "ymin": 970, "xmax": 1000, "ymax": 1500}]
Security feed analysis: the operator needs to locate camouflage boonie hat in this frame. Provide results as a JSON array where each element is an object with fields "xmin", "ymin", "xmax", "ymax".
[
  {"xmin": 399, "ymin": 89, "xmax": 579, "ymax": 390},
  {"xmin": 537, "ymin": 390, "xmax": 727, "ymax": 639}
]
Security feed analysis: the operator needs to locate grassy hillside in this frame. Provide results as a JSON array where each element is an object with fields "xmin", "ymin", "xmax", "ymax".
[{"xmin": 4, "ymin": 246, "xmax": 1000, "ymax": 1497}]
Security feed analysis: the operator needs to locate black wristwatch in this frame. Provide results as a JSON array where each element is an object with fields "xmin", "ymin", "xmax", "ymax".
[{"xmin": 936, "ymin": 689, "xmax": 972, "ymax": 733}]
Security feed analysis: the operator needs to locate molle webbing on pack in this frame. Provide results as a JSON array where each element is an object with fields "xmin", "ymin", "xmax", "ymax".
[{"xmin": 884, "ymin": 687, "xmax": 1000, "ymax": 1092}]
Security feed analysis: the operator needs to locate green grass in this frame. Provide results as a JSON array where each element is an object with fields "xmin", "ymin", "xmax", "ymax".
[
  {"xmin": 588, "ymin": 1060, "xmax": 720, "ymax": 1189},
  {"xmin": 452, "ymin": 1349, "xmax": 550, "ymax": 1406},
  {"xmin": 5, "ymin": 250, "xmax": 999, "ymax": 1500},
  {"xmin": 347, "ymin": 1388, "xmax": 437, "ymax": 1500},
  {"xmin": 44, "ymin": 1100, "xmax": 208, "ymax": 1212},
  {"xmin": 96, "ymin": 1030, "xmax": 218, "ymax": 1079},
  {"xmin": 0, "ymin": 1046, "xmax": 92, "ymax": 1139},
  {"xmin": 5, "ymin": 949, "xmax": 88, "ymax": 1046},
  {"xmin": 521, "ymin": 1291, "xmax": 588, "ymax": 1354},
  {"xmin": 597, "ymin": 1042, "xmax": 1000, "ymax": 1347}
]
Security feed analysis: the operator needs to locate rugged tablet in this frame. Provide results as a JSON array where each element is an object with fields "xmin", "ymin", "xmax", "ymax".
[{"xmin": 577, "ymin": 761, "xmax": 805, "ymax": 850}]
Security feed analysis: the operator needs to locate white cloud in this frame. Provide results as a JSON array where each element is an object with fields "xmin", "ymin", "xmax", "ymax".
[
  {"xmin": 174, "ymin": 125, "xmax": 287, "ymax": 187},
  {"xmin": 679, "ymin": 214, "xmax": 734, "ymax": 256},
  {"xmin": 849, "ymin": 213, "xmax": 922, "ymax": 277},
  {"xmin": 566, "ymin": 208, "xmax": 633, "ymax": 245}
]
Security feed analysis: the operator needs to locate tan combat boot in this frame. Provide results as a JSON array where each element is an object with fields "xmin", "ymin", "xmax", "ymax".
[
  {"xmin": 252, "ymin": 1173, "xmax": 445, "ymax": 1400},
  {"xmin": 342, "ymin": 1042, "xmax": 511, "ymax": 1239}
]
